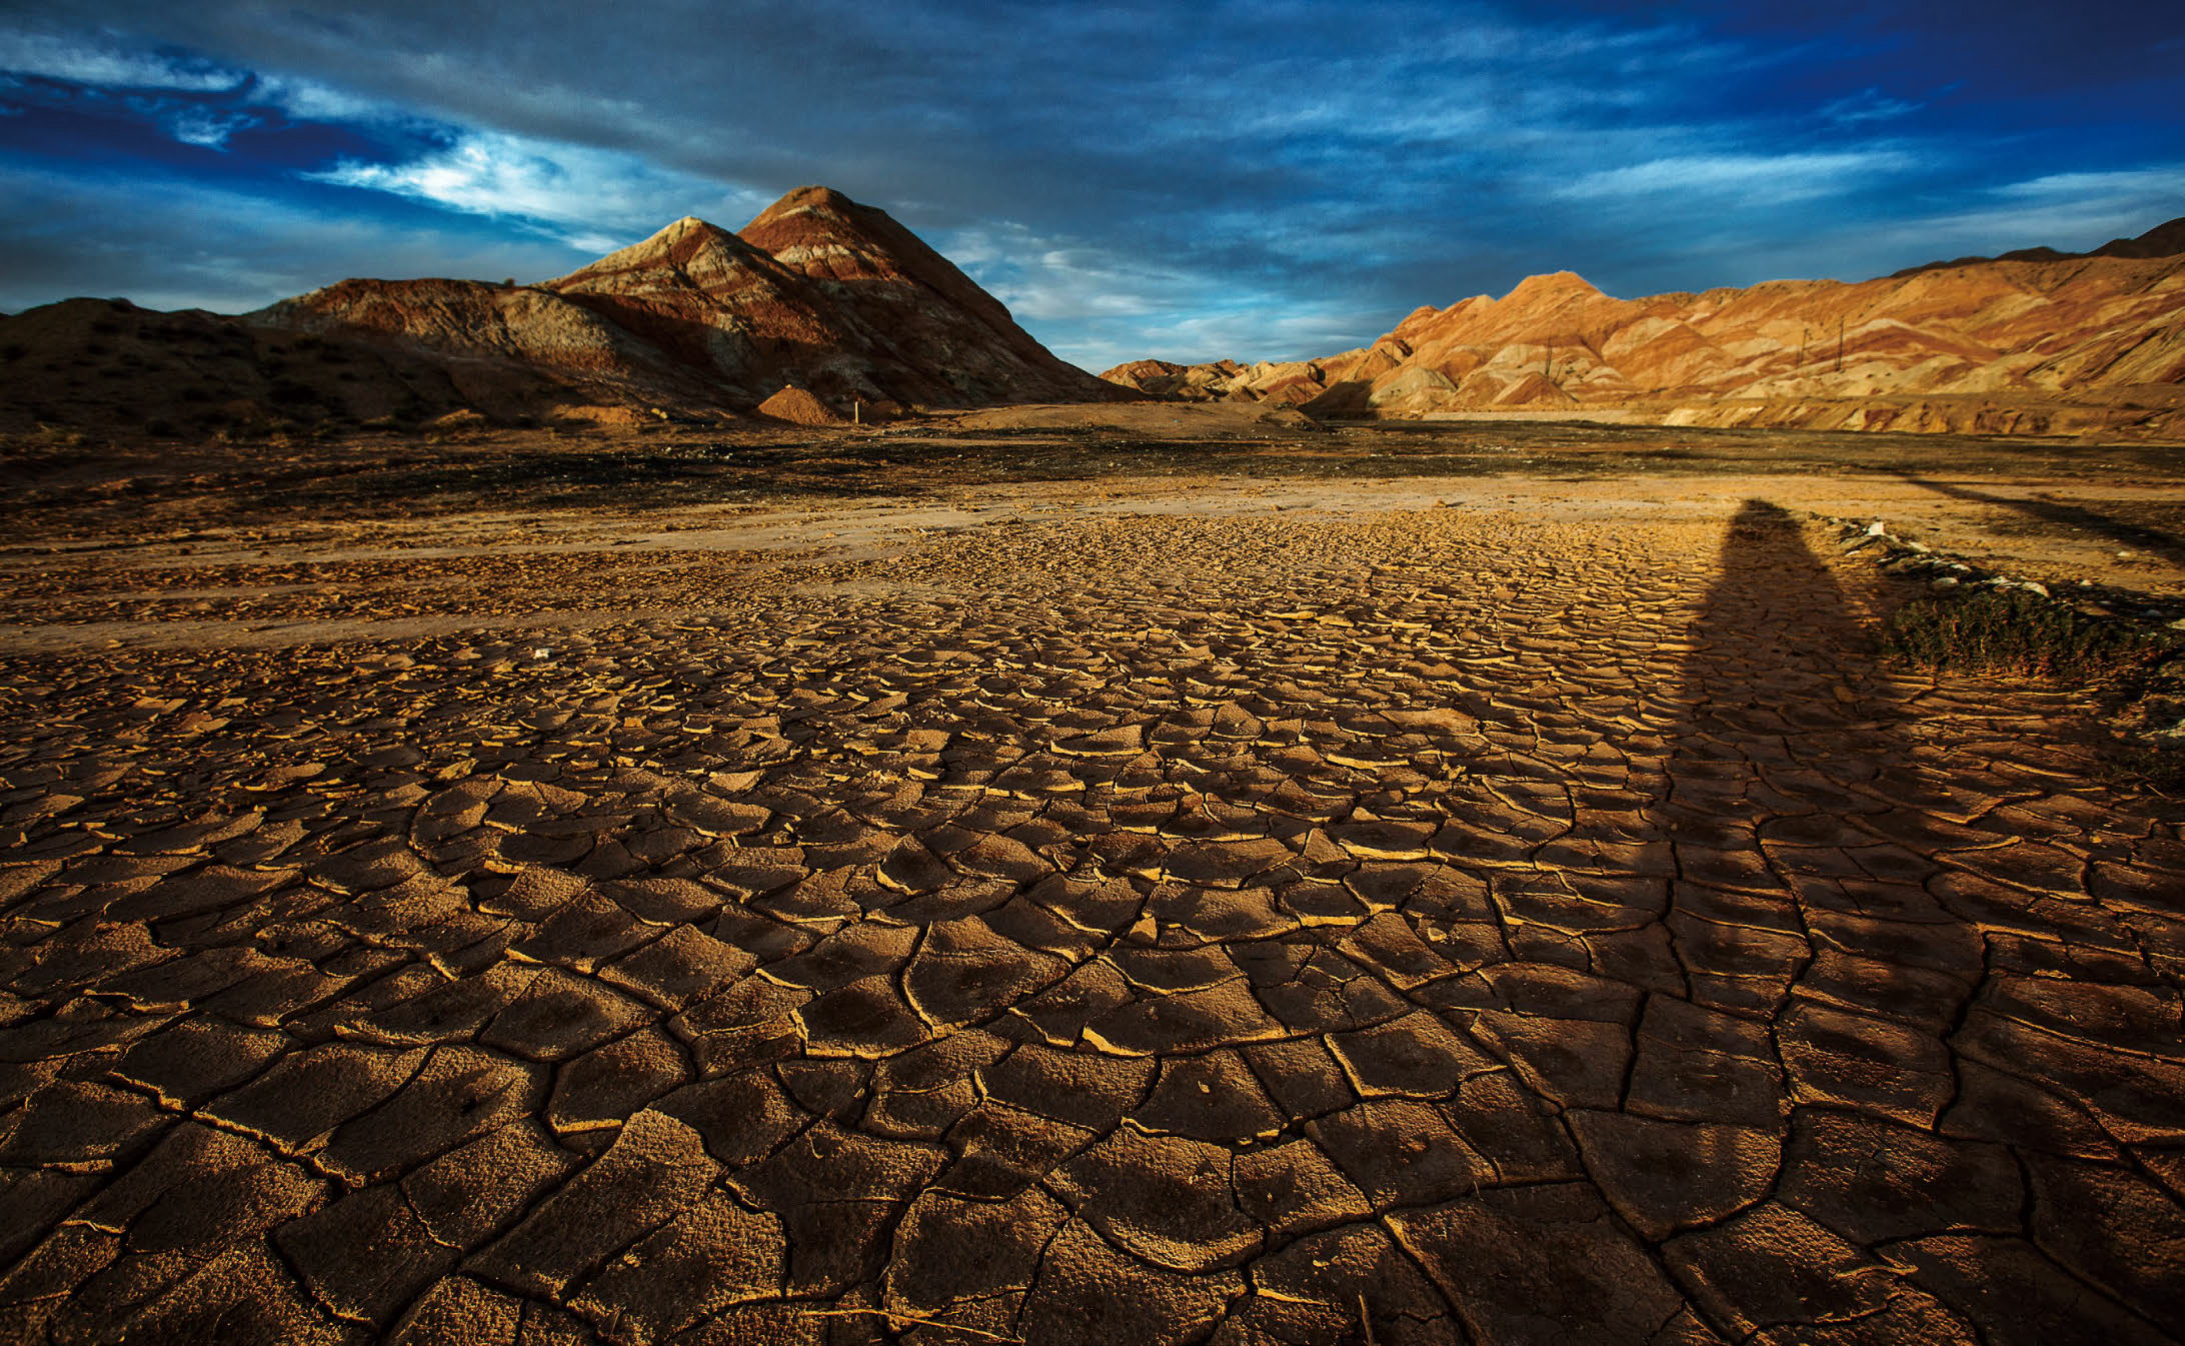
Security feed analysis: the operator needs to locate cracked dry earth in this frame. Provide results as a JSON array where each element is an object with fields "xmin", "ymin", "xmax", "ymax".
[{"xmin": 2, "ymin": 494, "xmax": 2184, "ymax": 1345}]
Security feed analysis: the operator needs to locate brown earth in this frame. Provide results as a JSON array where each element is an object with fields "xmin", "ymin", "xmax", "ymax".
[
  {"xmin": 2, "ymin": 414, "xmax": 2183, "ymax": 1343},
  {"xmin": 755, "ymin": 387, "xmax": 850, "ymax": 427},
  {"xmin": 1102, "ymin": 216, "xmax": 2185, "ymax": 441}
]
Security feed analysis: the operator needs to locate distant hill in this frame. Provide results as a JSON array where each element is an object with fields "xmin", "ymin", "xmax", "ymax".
[
  {"xmin": 0, "ymin": 186, "xmax": 1122, "ymax": 437},
  {"xmin": 1103, "ymin": 218, "xmax": 2185, "ymax": 440},
  {"xmin": 1889, "ymin": 215, "xmax": 2185, "ymax": 275}
]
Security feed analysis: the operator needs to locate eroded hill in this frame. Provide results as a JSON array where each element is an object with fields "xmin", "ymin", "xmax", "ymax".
[
  {"xmin": 1104, "ymin": 217, "xmax": 2185, "ymax": 439},
  {"xmin": 0, "ymin": 186, "xmax": 1121, "ymax": 437}
]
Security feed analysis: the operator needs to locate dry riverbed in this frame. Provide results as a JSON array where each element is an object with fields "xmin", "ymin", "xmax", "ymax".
[{"xmin": 2, "ymin": 417, "xmax": 2182, "ymax": 1344}]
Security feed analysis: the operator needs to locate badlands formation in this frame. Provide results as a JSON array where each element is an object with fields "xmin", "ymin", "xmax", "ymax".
[
  {"xmin": 0, "ymin": 186, "xmax": 1119, "ymax": 437},
  {"xmin": 3, "ymin": 192, "xmax": 2185, "ymax": 1346},
  {"xmin": 1104, "ymin": 218, "xmax": 2185, "ymax": 440}
]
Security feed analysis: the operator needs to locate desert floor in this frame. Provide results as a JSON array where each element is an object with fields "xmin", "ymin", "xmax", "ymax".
[{"xmin": 2, "ymin": 411, "xmax": 2183, "ymax": 1344}]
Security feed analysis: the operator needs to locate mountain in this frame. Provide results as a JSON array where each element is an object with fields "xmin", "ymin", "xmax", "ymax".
[
  {"xmin": 1105, "ymin": 219, "xmax": 2185, "ymax": 440},
  {"xmin": 1891, "ymin": 215, "xmax": 2185, "ymax": 275},
  {"xmin": 0, "ymin": 295, "xmax": 564, "ymax": 440},
  {"xmin": 0, "ymin": 186, "xmax": 1120, "ymax": 436},
  {"xmin": 263, "ymin": 185, "xmax": 1118, "ymax": 419}
]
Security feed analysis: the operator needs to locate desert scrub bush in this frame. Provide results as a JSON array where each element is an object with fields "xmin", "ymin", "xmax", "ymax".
[{"xmin": 1880, "ymin": 587, "xmax": 2178, "ymax": 685}]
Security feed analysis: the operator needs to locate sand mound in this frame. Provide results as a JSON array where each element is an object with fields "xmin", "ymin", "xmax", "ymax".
[{"xmin": 757, "ymin": 385, "xmax": 847, "ymax": 425}]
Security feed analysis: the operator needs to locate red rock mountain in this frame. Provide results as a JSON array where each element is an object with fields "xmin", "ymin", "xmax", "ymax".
[
  {"xmin": 1104, "ymin": 217, "xmax": 2185, "ymax": 439},
  {"xmin": 254, "ymin": 187, "xmax": 1118, "ymax": 420},
  {"xmin": 1, "ymin": 186, "xmax": 1120, "ymax": 435}
]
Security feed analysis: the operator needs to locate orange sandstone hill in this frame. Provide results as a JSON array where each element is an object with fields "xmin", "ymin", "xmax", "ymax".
[
  {"xmin": 0, "ymin": 186, "xmax": 1120, "ymax": 435},
  {"xmin": 1104, "ymin": 217, "xmax": 2185, "ymax": 439}
]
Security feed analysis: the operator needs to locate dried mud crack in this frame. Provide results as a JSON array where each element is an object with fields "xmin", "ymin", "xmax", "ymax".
[{"xmin": 2, "ymin": 480, "xmax": 2182, "ymax": 1345}]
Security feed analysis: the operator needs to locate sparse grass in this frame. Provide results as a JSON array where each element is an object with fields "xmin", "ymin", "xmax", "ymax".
[
  {"xmin": 2116, "ymin": 738, "xmax": 2185, "ymax": 793},
  {"xmin": 1881, "ymin": 586, "xmax": 2185, "ymax": 790},
  {"xmin": 1880, "ymin": 588, "xmax": 2177, "ymax": 683}
]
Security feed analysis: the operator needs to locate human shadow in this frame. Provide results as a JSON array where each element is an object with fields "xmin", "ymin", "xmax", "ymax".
[
  {"xmin": 1656, "ymin": 499, "xmax": 1931, "ymax": 1012},
  {"xmin": 1638, "ymin": 498, "xmax": 2184, "ymax": 1341},
  {"xmin": 1629, "ymin": 501, "xmax": 1965, "ymax": 1326}
]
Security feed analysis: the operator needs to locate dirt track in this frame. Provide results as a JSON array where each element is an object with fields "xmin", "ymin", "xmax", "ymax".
[{"xmin": 2, "ymin": 429, "xmax": 2183, "ymax": 1343}]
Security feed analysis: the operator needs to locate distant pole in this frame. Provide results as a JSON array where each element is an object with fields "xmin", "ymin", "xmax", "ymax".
[
  {"xmin": 854, "ymin": 400, "xmax": 861, "ymax": 426},
  {"xmin": 1835, "ymin": 316, "xmax": 1845, "ymax": 374}
]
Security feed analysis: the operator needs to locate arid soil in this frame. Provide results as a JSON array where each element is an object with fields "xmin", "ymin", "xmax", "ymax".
[{"xmin": 2, "ymin": 417, "xmax": 2183, "ymax": 1344}]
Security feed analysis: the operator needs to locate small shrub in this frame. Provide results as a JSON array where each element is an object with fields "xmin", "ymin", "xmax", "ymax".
[{"xmin": 1880, "ymin": 589, "xmax": 2175, "ymax": 684}]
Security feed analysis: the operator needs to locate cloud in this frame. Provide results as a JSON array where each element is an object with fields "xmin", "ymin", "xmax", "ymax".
[
  {"xmin": 1856, "ymin": 165, "xmax": 2185, "ymax": 261},
  {"xmin": 0, "ymin": 28, "xmax": 240, "ymax": 91},
  {"xmin": 124, "ymin": 98, "xmax": 258, "ymax": 149},
  {"xmin": 1820, "ymin": 89, "xmax": 1921, "ymax": 125},
  {"xmin": 940, "ymin": 220, "xmax": 1387, "ymax": 369},
  {"xmin": 0, "ymin": 163, "xmax": 592, "ymax": 313},
  {"xmin": 249, "ymin": 74, "xmax": 399, "ymax": 124},
  {"xmin": 1554, "ymin": 150, "xmax": 1921, "ymax": 204},
  {"xmin": 1993, "ymin": 166, "xmax": 2185, "ymax": 205},
  {"xmin": 2, "ymin": 4, "xmax": 2180, "ymax": 363},
  {"xmin": 305, "ymin": 130, "xmax": 773, "ymax": 252}
]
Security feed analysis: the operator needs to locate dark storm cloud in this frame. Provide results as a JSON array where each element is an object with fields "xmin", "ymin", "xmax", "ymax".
[{"xmin": 1, "ymin": 1, "xmax": 2179, "ymax": 366}]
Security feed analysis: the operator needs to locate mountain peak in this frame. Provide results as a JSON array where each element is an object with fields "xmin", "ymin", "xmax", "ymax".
[
  {"xmin": 739, "ymin": 185, "xmax": 893, "ymax": 260},
  {"xmin": 1500, "ymin": 270, "xmax": 1603, "ymax": 303},
  {"xmin": 551, "ymin": 214, "xmax": 767, "ymax": 293},
  {"xmin": 620, "ymin": 213, "xmax": 739, "ymax": 255},
  {"xmin": 748, "ymin": 185, "xmax": 857, "ymax": 225}
]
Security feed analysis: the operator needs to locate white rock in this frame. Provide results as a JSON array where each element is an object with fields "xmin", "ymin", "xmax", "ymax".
[{"xmin": 1866, "ymin": 521, "xmax": 1887, "ymax": 536}]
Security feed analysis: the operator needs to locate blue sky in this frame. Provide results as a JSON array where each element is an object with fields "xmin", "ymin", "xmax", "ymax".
[{"xmin": 2, "ymin": 1, "xmax": 2180, "ymax": 369}]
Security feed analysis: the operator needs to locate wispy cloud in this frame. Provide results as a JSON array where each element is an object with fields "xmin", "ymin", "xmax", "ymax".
[
  {"xmin": 0, "ymin": 28, "xmax": 239, "ymax": 92},
  {"xmin": 1820, "ymin": 89, "xmax": 1921, "ymax": 125},
  {"xmin": 941, "ymin": 220, "xmax": 1385, "ymax": 369},
  {"xmin": 1554, "ymin": 150, "xmax": 1921, "ymax": 204},
  {"xmin": 131, "ymin": 98, "xmax": 257, "ymax": 149},
  {"xmin": 0, "ymin": 162, "xmax": 593, "ymax": 312},
  {"xmin": 1853, "ymin": 165, "xmax": 2185, "ymax": 261},
  {"xmin": 306, "ymin": 130, "xmax": 771, "ymax": 253},
  {"xmin": 249, "ymin": 75, "xmax": 398, "ymax": 125}
]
